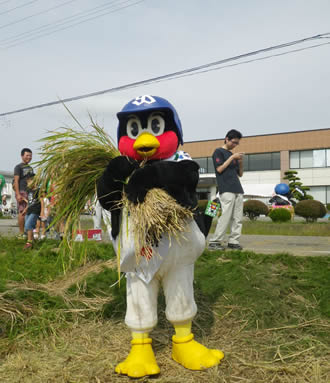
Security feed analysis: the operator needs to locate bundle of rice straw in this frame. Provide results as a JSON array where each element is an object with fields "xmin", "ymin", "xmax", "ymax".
[
  {"xmin": 122, "ymin": 188, "xmax": 194, "ymax": 262},
  {"xmin": 35, "ymin": 108, "xmax": 194, "ymax": 266},
  {"xmin": 35, "ymin": 115, "xmax": 120, "ymax": 247}
]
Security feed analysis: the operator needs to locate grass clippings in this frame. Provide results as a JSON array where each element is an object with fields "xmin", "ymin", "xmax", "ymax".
[{"xmin": 0, "ymin": 311, "xmax": 329, "ymax": 382}]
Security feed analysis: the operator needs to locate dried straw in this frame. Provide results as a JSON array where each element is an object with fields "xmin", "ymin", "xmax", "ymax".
[
  {"xmin": 122, "ymin": 188, "xmax": 194, "ymax": 261},
  {"xmin": 34, "ymin": 112, "xmax": 120, "ymax": 238}
]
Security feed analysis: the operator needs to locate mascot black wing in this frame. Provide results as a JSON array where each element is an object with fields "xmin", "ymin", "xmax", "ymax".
[
  {"xmin": 124, "ymin": 159, "xmax": 209, "ymax": 236},
  {"xmin": 97, "ymin": 95, "xmax": 224, "ymax": 378},
  {"xmin": 97, "ymin": 155, "xmax": 139, "ymax": 238}
]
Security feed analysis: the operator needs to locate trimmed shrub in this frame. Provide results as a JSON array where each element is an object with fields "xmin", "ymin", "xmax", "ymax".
[
  {"xmin": 326, "ymin": 203, "xmax": 330, "ymax": 212},
  {"xmin": 268, "ymin": 208, "xmax": 292, "ymax": 222},
  {"xmin": 243, "ymin": 200, "xmax": 269, "ymax": 221},
  {"xmin": 295, "ymin": 200, "xmax": 326, "ymax": 223}
]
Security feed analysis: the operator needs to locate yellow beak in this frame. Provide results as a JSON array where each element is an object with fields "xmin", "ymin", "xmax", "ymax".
[{"xmin": 133, "ymin": 132, "xmax": 160, "ymax": 158}]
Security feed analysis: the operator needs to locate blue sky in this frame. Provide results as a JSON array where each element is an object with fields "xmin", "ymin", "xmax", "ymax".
[{"xmin": 1, "ymin": 0, "xmax": 330, "ymax": 171}]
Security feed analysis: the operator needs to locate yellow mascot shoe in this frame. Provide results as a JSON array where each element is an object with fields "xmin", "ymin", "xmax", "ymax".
[
  {"xmin": 115, "ymin": 337, "xmax": 160, "ymax": 378},
  {"xmin": 172, "ymin": 333, "xmax": 224, "ymax": 370}
]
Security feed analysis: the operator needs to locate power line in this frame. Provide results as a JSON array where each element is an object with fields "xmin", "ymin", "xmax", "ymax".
[
  {"xmin": 0, "ymin": 0, "xmax": 123, "ymax": 37},
  {"xmin": 0, "ymin": 32, "xmax": 329, "ymax": 117},
  {"xmin": 0, "ymin": 0, "xmax": 81, "ymax": 30},
  {"xmin": 156, "ymin": 41, "xmax": 330, "ymax": 83},
  {"xmin": 0, "ymin": 0, "xmax": 144, "ymax": 48},
  {"xmin": 0, "ymin": 0, "xmax": 15, "ymax": 5},
  {"xmin": 0, "ymin": 0, "xmax": 40, "ymax": 16},
  {"xmin": 3, "ymin": 0, "xmax": 144, "ymax": 49}
]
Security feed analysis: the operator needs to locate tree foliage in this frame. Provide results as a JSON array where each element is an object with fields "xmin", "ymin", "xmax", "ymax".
[
  {"xmin": 268, "ymin": 208, "xmax": 292, "ymax": 222},
  {"xmin": 243, "ymin": 200, "xmax": 269, "ymax": 221},
  {"xmin": 283, "ymin": 170, "xmax": 313, "ymax": 201},
  {"xmin": 295, "ymin": 200, "xmax": 326, "ymax": 223}
]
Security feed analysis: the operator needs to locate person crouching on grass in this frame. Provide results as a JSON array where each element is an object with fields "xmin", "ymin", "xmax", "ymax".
[{"xmin": 22, "ymin": 174, "xmax": 45, "ymax": 249}]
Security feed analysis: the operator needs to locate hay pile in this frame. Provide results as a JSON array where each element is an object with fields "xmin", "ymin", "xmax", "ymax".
[{"xmin": 0, "ymin": 305, "xmax": 329, "ymax": 382}]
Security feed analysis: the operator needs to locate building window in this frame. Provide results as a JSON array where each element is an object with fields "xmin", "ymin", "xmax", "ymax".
[
  {"xmin": 308, "ymin": 186, "xmax": 327, "ymax": 204},
  {"xmin": 313, "ymin": 149, "xmax": 326, "ymax": 167},
  {"xmin": 249, "ymin": 153, "xmax": 271, "ymax": 171},
  {"xmin": 290, "ymin": 149, "xmax": 330, "ymax": 169},
  {"xmin": 194, "ymin": 157, "xmax": 208, "ymax": 173},
  {"xmin": 308, "ymin": 185, "xmax": 330, "ymax": 204},
  {"xmin": 290, "ymin": 151, "xmax": 299, "ymax": 168},
  {"xmin": 243, "ymin": 154, "xmax": 249, "ymax": 171},
  {"xmin": 207, "ymin": 157, "xmax": 214, "ymax": 173},
  {"xmin": 300, "ymin": 150, "xmax": 313, "ymax": 168},
  {"xmin": 244, "ymin": 152, "xmax": 280, "ymax": 171},
  {"xmin": 271, "ymin": 152, "xmax": 281, "ymax": 170},
  {"xmin": 194, "ymin": 152, "xmax": 280, "ymax": 173}
]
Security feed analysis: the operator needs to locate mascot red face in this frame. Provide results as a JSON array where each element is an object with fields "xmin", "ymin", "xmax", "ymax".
[{"xmin": 117, "ymin": 95, "xmax": 183, "ymax": 161}]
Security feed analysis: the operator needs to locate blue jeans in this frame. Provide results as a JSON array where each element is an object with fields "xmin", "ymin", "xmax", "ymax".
[{"xmin": 25, "ymin": 213, "xmax": 39, "ymax": 231}]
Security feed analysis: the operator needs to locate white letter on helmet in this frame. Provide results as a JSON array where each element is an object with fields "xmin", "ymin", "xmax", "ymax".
[{"xmin": 132, "ymin": 95, "xmax": 156, "ymax": 106}]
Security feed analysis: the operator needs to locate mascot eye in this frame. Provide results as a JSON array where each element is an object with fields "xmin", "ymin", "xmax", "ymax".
[
  {"xmin": 127, "ymin": 117, "xmax": 142, "ymax": 139},
  {"xmin": 147, "ymin": 114, "xmax": 165, "ymax": 136}
]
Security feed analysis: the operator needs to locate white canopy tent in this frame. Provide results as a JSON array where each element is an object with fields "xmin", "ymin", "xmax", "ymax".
[{"xmin": 242, "ymin": 184, "xmax": 275, "ymax": 198}]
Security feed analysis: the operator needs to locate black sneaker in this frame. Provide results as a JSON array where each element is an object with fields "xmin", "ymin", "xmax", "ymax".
[
  {"xmin": 208, "ymin": 242, "xmax": 225, "ymax": 251},
  {"xmin": 227, "ymin": 243, "xmax": 243, "ymax": 250}
]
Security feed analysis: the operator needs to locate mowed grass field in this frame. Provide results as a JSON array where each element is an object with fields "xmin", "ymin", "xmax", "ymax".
[
  {"xmin": 242, "ymin": 220, "xmax": 330, "ymax": 236},
  {"xmin": 0, "ymin": 236, "xmax": 329, "ymax": 382},
  {"xmin": 82, "ymin": 216, "xmax": 330, "ymax": 237}
]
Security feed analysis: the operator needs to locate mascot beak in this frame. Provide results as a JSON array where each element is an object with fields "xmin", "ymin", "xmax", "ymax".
[{"xmin": 133, "ymin": 132, "xmax": 160, "ymax": 158}]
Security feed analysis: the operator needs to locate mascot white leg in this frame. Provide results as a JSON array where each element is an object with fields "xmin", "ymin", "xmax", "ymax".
[
  {"xmin": 163, "ymin": 263, "xmax": 224, "ymax": 370},
  {"xmin": 115, "ymin": 273, "xmax": 160, "ymax": 378},
  {"xmin": 115, "ymin": 221, "xmax": 223, "ymax": 377}
]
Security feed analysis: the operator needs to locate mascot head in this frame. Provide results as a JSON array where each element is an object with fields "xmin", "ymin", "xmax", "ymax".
[{"xmin": 117, "ymin": 95, "xmax": 183, "ymax": 161}]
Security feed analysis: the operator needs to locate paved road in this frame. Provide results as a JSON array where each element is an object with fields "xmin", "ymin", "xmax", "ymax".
[
  {"xmin": 1, "ymin": 218, "xmax": 329, "ymax": 256},
  {"xmin": 240, "ymin": 234, "xmax": 330, "ymax": 257},
  {"xmin": 0, "ymin": 218, "xmax": 19, "ymax": 237}
]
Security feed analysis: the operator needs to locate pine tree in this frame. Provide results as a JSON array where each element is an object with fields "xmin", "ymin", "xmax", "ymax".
[{"xmin": 283, "ymin": 170, "xmax": 313, "ymax": 201}]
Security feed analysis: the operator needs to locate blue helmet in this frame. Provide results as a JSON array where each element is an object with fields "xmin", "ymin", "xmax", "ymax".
[
  {"xmin": 117, "ymin": 95, "xmax": 183, "ymax": 145},
  {"xmin": 275, "ymin": 183, "xmax": 290, "ymax": 195}
]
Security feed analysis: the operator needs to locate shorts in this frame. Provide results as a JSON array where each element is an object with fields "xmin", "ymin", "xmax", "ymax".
[
  {"xmin": 25, "ymin": 213, "xmax": 39, "ymax": 231},
  {"xmin": 17, "ymin": 191, "xmax": 28, "ymax": 214}
]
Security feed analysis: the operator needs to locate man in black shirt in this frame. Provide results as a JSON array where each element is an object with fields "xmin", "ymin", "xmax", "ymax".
[
  {"xmin": 208, "ymin": 130, "xmax": 244, "ymax": 251},
  {"xmin": 14, "ymin": 148, "xmax": 34, "ymax": 238}
]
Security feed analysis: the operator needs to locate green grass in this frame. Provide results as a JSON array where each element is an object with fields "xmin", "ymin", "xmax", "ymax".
[
  {"xmin": 0, "ymin": 237, "xmax": 117, "ymax": 338},
  {"xmin": 241, "ymin": 220, "xmax": 330, "ymax": 236},
  {"xmin": 0, "ymin": 236, "xmax": 329, "ymax": 382},
  {"xmin": 0, "ymin": 236, "xmax": 329, "ymax": 339},
  {"xmin": 197, "ymin": 250, "xmax": 330, "ymax": 326}
]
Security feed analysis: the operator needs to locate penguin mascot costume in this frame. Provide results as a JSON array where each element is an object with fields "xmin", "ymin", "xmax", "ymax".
[{"xmin": 97, "ymin": 95, "xmax": 224, "ymax": 378}]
